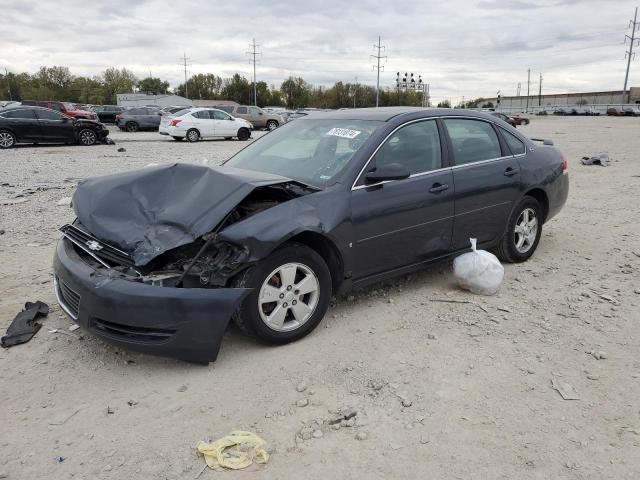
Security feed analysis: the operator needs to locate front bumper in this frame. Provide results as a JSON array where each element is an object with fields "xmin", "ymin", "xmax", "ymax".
[{"xmin": 53, "ymin": 238, "xmax": 251, "ymax": 363}]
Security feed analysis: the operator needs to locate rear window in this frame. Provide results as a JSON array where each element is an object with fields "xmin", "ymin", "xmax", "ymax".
[
  {"xmin": 174, "ymin": 108, "xmax": 191, "ymax": 117},
  {"xmin": 128, "ymin": 108, "xmax": 143, "ymax": 115},
  {"xmin": 236, "ymin": 106, "xmax": 248, "ymax": 114},
  {"xmin": 191, "ymin": 110, "xmax": 209, "ymax": 119},
  {"xmin": 216, "ymin": 105, "xmax": 234, "ymax": 113}
]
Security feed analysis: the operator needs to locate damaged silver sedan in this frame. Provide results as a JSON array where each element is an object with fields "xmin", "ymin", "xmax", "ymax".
[{"xmin": 53, "ymin": 108, "xmax": 568, "ymax": 363}]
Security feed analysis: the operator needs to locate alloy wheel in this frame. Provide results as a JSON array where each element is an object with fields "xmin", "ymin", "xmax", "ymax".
[
  {"xmin": 267, "ymin": 121, "xmax": 278, "ymax": 131},
  {"xmin": 79, "ymin": 130, "xmax": 96, "ymax": 146},
  {"xmin": 514, "ymin": 207, "xmax": 538, "ymax": 253},
  {"xmin": 258, "ymin": 262, "xmax": 320, "ymax": 332},
  {"xmin": 0, "ymin": 131, "xmax": 15, "ymax": 148}
]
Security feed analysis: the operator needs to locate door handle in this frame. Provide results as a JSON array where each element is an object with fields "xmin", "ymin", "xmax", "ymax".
[
  {"xmin": 429, "ymin": 183, "xmax": 449, "ymax": 193},
  {"xmin": 504, "ymin": 167, "xmax": 520, "ymax": 177}
]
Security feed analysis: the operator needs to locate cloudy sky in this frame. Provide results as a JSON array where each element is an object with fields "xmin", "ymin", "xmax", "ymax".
[{"xmin": 0, "ymin": 0, "xmax": 638, "ymax": 102}]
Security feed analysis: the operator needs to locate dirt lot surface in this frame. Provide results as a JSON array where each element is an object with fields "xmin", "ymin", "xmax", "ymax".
[{"xmin": 1, "ymin": 117, "xmax": 639, "ymax": 479}]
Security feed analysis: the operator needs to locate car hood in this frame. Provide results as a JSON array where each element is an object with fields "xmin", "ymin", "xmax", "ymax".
[
  {"xmin": 75, "ymin": 118, "xmax": 103, "ymax": 127},
  {"xmin": 72, "ymin": 163, "xmax": 293, "ymax": 266}
]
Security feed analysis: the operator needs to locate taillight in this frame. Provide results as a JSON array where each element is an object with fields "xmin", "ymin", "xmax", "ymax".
[
  {"xmin": 561, "ymin": 152, "xmax": 568, "ymax": 173},
  {"xmin": 170, "ymin": 119, "xmax": 182, "ymax": 127},
  {"xmin": 115, "ymin": 114, "xmax": 122, "ymax": 120}
]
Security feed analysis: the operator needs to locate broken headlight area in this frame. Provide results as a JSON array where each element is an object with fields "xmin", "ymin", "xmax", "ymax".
[
  {"xmin": 62, "ymin": 223, "xmax": 250, "ymax": 289},
  {"xmin": 143, "ymin": 239, "xmax": 250, "ymax": 288}
]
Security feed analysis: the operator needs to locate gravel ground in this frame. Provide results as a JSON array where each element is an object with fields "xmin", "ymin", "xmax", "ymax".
[{"xmin": 1, "ymin": 117, "xmax": 639, "ymax": 479}]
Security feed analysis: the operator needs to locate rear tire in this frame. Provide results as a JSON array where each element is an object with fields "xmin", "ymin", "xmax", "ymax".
[
  {"xmin": 495, "ymin": 196, "xmax": 543, "ymax": 263},
  {"xmin": 186, "ymin": 129, "xmax": 200, "ymax": 142},
  {"xmin": 231, "ymin": 243, "xmax": 332, "ymax": 343},
  {"xmin": 78, "ymin": 129, "xmax": 97, "ymax": 146},
  {"xmin": 0, "ymin": 130, "xmax": 16, "ymax": 149},
  {"xmin": 237, "ymin": 128, "xmax": 250, "ymax": 141},
  {"xmin": 266, "ymin": 120, "xmax": 279, "ymax": 131},
  {"xmin": 172, "ymin": 136, "xmax": 184, "ymax": 141},
  {"xmin": 125, "ymin": 122, "xmax": 139, "ymax": 132}
]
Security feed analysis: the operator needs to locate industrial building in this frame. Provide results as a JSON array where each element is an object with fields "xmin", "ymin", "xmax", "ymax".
[{"xmin": 116, "ymin": 93, "xmax": 192, "ymax": 108}]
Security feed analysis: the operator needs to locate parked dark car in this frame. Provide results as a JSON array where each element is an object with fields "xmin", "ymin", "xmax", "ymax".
[
  {"xmin": 0, "ymin": 106, "xmax": 109, "ymax": 149},
  {"xmin": 553, "ymin": 107, "xmax": 576, "ymax": 116},
  {"xmin": 92, "ymin": 105, "xmax": 124, "ymax": 123},
  {"xmin": 489, "ymin": 111, "xmax": 517, "ymax": 127},
  {"xmin": 623, "ymin": 106, "xmax": 640, "ymax": 116},
  {"xmin": 606, "ymin": 107, "xmax": 624, "ymax": 116},
  {"xmin": 53, "ymin": 108, "xmax": 569, "ymax": 363},
  {"xmin": 582, "ymin": 107, "xmax": 600, "ymax": 116},
  {"xmin": 115, "ymin": 107, "xmax": 162, "ymax": 131}
]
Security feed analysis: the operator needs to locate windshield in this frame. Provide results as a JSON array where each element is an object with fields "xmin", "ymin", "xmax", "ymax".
[{"xmin": 225, "ymin": 119, "xmax": 382, "ymax": 186}]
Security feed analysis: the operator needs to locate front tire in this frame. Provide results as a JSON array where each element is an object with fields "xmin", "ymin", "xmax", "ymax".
[
  {"xmin": 237, "ymin": 127, "xmax": 250, "ymax": 141},
  {"xmin": 496, "ymin": 196, "xmax": 543, "ymax": 263},
  {"xmin": 186, "ymin": 129, "xmax": 200, "ymax": 142},
  {"xmin": 0, "ymin": 130, "xmax": 16, "ymax": 149},
  {"xmin": 232, "ymin": 243, "xmax": 332, "ymax": 343},
  {"xmin": 78, "ymin": 129, "xmax": 97, "ymax": 146}
]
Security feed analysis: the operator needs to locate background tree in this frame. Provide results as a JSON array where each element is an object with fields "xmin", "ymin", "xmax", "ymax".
[
  {"xmin": 437, "ymin": 100, "xmax": 451, "ymax": 108},
  {"xmin": 101, "ymin": 67, "xmax": 137, "ymax": 104},
  {"xmin": 137, "ymin": 77, "xmax": 169, "ymax": 95}
]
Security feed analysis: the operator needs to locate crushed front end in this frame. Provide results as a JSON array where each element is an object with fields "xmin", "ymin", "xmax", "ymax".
[{"xmin": 53, "ymin": 226, "xmax": 251, "ymax": 364}]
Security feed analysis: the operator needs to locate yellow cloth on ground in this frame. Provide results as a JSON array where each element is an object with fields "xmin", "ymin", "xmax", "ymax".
[{"xmin": 196, "ymin": 431, "xmax": 269, "ymax": 471}]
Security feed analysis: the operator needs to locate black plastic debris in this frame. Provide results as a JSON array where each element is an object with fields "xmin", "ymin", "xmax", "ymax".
[
  {"xmin": 581, "ymin": 154, "xmax": 610, "ymax": 166},
  {"xmin": 1, "ymin": 301, "xmax": 49, "ymax": 348}
]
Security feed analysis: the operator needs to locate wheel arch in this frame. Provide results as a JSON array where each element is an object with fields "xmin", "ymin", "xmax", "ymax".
[
  {"xmin": 284, "ymin": 231, "xmax": 345, "ymax": 295},
  {"xmin": 523, "ymin": 188, "xmax": 549, "ymax": 222}
]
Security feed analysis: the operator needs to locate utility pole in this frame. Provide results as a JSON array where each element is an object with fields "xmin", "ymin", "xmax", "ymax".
[
  {"xmin": 246, "ymin": 38, "xmax": 261, "ymax": 106},
  {"xmin": 370, "ymin": 36, "xmax": 386, "ymax": 107},
  {"xmin": 538, "ymin": 73, "xmax": 543, "ymax": 106},
  {"xmin": 179, "ymin": 53, "xmax": 191, "ymax": 99},
  {"xmin": 516, "ymin": 82, "xmax": 521, "ymax": 96},
  {"xmin": 623, "ymin": 6, "xmax": 639, "ymax": 102},
  {"xmin": 353, "ymin": 76, "xmax": 358, "ymax": 108},
  {"xmin": 525, "ymin": 69, "xmax": 531, "ymax": 112},
  {"xmin": 4, "ymin": 68, "xmax": 11, "ymax": 101}
]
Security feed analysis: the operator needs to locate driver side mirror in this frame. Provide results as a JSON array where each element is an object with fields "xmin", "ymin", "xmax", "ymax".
[{"xmin": 365, "ymin": 163, "xmax": 410, "ymax": 183}]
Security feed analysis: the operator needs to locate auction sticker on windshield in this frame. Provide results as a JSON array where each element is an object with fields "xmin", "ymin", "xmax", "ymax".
[{"xmin": 326, "ymin": 127, "xmax": 361, "ymax": 139}]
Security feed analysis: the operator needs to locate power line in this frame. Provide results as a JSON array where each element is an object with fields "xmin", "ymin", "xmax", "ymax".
[
  {"xmin": 246, "ymin": 38, "xmax": 261, "ymax": 106},
  {"xmin": 179, "ymin": 53, "xmax": 192, "ymax": 99},
  {"xmin": 370, "ymin": 36, "xmax": 386, "ymax": 107},
  {"xmin": 623, "ymin": 6, "xmax": 639, "ymax": 101}
]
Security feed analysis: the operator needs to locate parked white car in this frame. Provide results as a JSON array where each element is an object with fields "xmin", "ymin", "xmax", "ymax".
[{"xmin": 160, "ymin": 107, "xmax": 253, "ymax": 142}]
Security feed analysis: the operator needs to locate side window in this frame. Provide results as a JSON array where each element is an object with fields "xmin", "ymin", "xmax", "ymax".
[
  {"xmin": 128, "ymin": 108, "xmax": 141, "ymax": 115},
  {"xmin": 443, "ymin": 119, "xmax": 502, "ymax": 165},
  {"xmin": 3, "ymin": 109, "xmax": 37, "ymax": 119},
  {"xmin": 236, "ymin": 106, "xmax": 247, "ymax": 114},
  {"xmin": 501, "ymin": 129, "xmax": 526, "ymax": 155},
  {"xmin": 35, "ymin": 109, "xmax": 64, "ymax": 120},
  {"xmin": 249, "ymin": 107, "xmax": 261, "ymax": 115},
  {"xmin": 191, "ymin": 110, "xmax": 209, "ymax": 119},
  {"xmin": 213, "ymin": 110, "xmax": 231, "ymax": 120},
  {"xmin": 370, "ymin": 120, "xmax": 442, "ymax": 176},
  {"xmin": 50, "ymin": 103, "xmax": 62, "ymax": 111}
]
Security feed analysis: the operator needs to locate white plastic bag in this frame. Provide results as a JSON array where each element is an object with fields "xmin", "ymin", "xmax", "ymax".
[{"xmin": 453, "ymin": 238, "xmax": 504, "ymax": 296}]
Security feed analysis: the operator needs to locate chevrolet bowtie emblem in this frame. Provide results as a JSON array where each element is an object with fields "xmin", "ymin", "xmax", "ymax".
[{"xmin": 85, "ymin": 240, "xmax": 103, "ymax": 251}]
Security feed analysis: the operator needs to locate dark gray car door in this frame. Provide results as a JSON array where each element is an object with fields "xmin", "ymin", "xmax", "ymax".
[
  {"xmin": 35, "ymin": 108, "xmax": 76, "ymax": 142},
  {"xmin": 351, "ymin": 119, "xmax": 454, "ymax": 280},
  {"xmin": 443, "ymin": 118, "xmax": 522, "ymax": 250}
]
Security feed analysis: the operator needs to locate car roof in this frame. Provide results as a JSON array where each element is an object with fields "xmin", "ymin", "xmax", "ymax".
[{"xmin": 303, "ymin": 107, "xmax": 499, "ymax": 122}]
